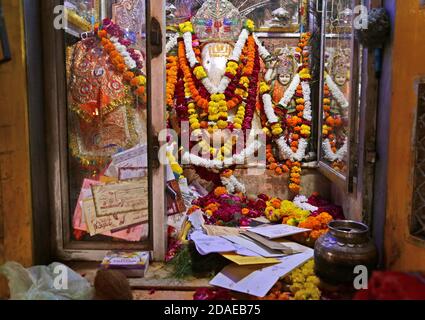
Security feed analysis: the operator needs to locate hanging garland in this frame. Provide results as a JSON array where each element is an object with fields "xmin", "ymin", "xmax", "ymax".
[
  {"xmin": 260, "ymin": 32, "xmax": 313, "ymax": 194},
  {"xmin": 95, "ymin": 19, "xmax": 147, "ymax": 101},
  {"xmin": 173, "ymin": 20, "xmax": 263, "ymax": 173},
  {"xmin": 321, "ymin": 75, "xmax": 348, "ymax": 170}
]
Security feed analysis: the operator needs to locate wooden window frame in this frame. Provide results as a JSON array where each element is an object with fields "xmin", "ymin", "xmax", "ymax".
[{"xmin": 41, "ymin": 0, "xmax": 167, "ymax": 261}]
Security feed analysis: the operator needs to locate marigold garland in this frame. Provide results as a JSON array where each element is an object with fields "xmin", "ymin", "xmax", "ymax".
[
  {"xmin": 322, "ymin": 80, "xmax": 348, "ymax": 171},
  {"xmin": 95, "ymin": 19, "xmax": 146, "ymax": 102},
  {"xmin": 261, "ymin": 32, "xmax": 312, "ymax": 194}
]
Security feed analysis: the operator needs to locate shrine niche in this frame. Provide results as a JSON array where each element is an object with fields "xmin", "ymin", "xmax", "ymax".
[
  {"xmin": 42, "ymin": 0, "xmax": 366, "ymax": 275},
  {"xmin": 165, "ymin": 0, "xmax": 321, "ymax": 200}
]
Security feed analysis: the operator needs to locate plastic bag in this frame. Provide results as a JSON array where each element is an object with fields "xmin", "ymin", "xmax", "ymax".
[{"xmin": 0, "ymin": 261, "xmax": 94, "ymax": 300}]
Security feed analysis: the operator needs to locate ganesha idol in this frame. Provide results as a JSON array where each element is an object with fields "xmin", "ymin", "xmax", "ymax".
[
  {"xmin": 190, "ymin": 0, "xmax": 263, "ymax": 148},
  {"xmin": 166, "ymin": 0, "xmax": 314, "ymax": 194}
]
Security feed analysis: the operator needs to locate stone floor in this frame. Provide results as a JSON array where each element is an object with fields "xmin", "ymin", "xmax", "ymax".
[{"xmin": 68, "ymin": 261, "xmax": 211, "ymax": 301}]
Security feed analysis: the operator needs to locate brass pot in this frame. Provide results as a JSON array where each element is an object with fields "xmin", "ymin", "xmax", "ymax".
[{"xmin": 314, "ymin": 220, "xmax": 378, "ymax": 285}]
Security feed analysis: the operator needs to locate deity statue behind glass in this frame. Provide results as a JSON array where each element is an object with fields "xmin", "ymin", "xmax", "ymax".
[
  {"xmin": 326, "ymin": 48, "xmax": 351, "ymax": 119},
  {"xmin": 66, "ymin": 35, "xmax": 147, "ymax": 174}
]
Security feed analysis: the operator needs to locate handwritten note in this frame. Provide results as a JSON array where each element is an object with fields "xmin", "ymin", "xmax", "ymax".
[
  {"xmin": 92, "ymin": 178, "xmax": 148, "ymax": 217},
  {"xmin": 72, "ymin": 179, "xmax": 147, "ymax": 241},
  {"xmin": 83, "ymin": 198, "xmax": 148, "ymax": 236}
]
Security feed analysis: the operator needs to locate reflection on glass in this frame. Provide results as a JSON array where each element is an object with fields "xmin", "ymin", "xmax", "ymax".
[
  {"xmin": 65, "ymin": 0, "xmax": 149, "ymax": 243},
  {"xmin": 166, "ymin": 0, "xmax": 306, "ymax": 32},
  {"xmin": 321, "ymin": 0, "xmax": 353, "ymax": 174}
]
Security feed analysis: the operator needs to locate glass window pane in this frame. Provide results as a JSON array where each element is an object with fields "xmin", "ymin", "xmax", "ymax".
[
  {"xmin": 64, "ymin": 0, "xmax": 149, "ymax": 244},
  {"xmin": 167, "ymin": 0, "xmax": 305, "ymax": 32},
  {"xmin": 320, "ymin": 0, "xmax": 354, "ymax": 176}
]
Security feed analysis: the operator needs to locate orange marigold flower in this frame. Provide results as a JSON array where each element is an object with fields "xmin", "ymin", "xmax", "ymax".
[
  {"xmin": 271, "ymin": 199, "xmax": 281, "ymax": 209},
  {"xmin": 123, "ymin": 71, "xmax": 135, "ymax": 81},
  {"xmin": 187, "ymin": 205, "xmax": 200, "ymax": 215},
  {"xmin": 241, "ymin": 208, "xmax": 250, "ymax": 216},
  {"xmin": 98, "ymin": 30, "xmax": 107, "ymax": 38},
  {"xmin": 214, "ymin": 187, "xmax": 228, "ymax": 197},
  {"xmin": 221, "ymin": 169, "xmax": 233, "ymax": 179},
  {"xmin": 135, "ymin": 86, "xmax": 145, "ymax": 96},
  {"xmin": 269, "ymin": 163, "xmax": 278, "ymax": 170}
]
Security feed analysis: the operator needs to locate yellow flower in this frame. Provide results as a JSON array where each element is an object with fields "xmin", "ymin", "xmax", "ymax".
[
  {"xmin": 244, "ymin": 19, "xmax": 255, "ymax": 32},
  {"xmin": 179, "ymin": 21, "xmax": 194, "ymax": 34},
  {"xmin": 170, "ymin": 163, "xmax": 183, "ymax": 175},
  {"xmin": 217, "ymin": 120, "xmax": 228, "ymax": 129},
  {"xmin": 133, "ymin": 75, "xmax": 146, "ymax": 86},
  {"xmin": 191, "ymin": 122, "xmax": 200, "ymax": 130},
  {"xmin": 240, "ymin": 77, "xmax": 249, "ymax": 88},
  {"xmin": 260, "ymin": 82, "xmax": 271, "ymax": 94},
  {"xmin": 193, "ymin": 66, "xmax": 207, "ymax": 80},
  {"xmin": 272, "ymin": 127, "xmax": 283, "ymax": 136},
  {"xmin": 234, "ymin": 117, "xmax": 243, "ymax": 125},
  {"xmin": 299, "ymin": 68, "xmax": 311, "ymax": 80}
]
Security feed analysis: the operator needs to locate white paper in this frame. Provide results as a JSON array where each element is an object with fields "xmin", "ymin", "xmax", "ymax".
[
  {"xmin": 105, "ymin": 144, "xmax": 148, "ymax": 178},
  {"xmin": 119, "ymin": 167, "xmax": 147, "ymax": 180},
  {"xmin": 166, "ymin": 164, "xmax": 175, "ymax": 182},
  {"xmin": 222, "ymin": 235, "xmax": 285, "ymax": 258},
  {"xmin": 190, "ymin": 231, "xmax": 236, "ymax": 256},
  {"xmin": 210, "ymin": 249, "xmax": 314, "ymax": 297},
  {"xmin": 249, "ymin": 224, "xmax": 311, "ymax": 239},
  {"xmin": 187, "ymin": 210, "xmax": 205, "ymax": 231}
]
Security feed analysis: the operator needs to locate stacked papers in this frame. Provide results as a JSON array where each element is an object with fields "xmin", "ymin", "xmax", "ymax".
[
  {"xmin": 210, "ymin": 249, "xmax": 314, "ymax": 297},
  {"xmin": 189, "ymin": 223, "xmax": 315, "ymax": 298}
]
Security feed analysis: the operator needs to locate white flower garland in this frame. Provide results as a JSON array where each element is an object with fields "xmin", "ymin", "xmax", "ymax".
[
  {"xmin": 325, "ymin": 73, "xmax": 349, "ymax": 109},
  {"xmin": 277, "ymin": 136, "xmax": 308, "ymax": 162},
  {"xmin": 262, "ymin": 74, "xmax": 311, "ymax": 163},
  {"xmin": 166, "ymin": 33, "xmax": 178, "ymax": 54},
  {"xmin": 322, "ymin": 137, "xmax": 348, "ymax": 162},
  {"xmin": 183, "ymin": 32, "xmax": 198, "ymax": 67},
  {"xmin": 301, "ymin": 80, "xmax": 312, "ymax": 121},
  {"xmin": 293, "ymin": 195, "xmax": 318, "ymax": 212},
  {"xmin": 110, "ymin": 36, "xmax": 137, "ymax": 69},
  {"xmin": 278, "ymin": 74, "xmax": 301, "ymax": 108},
  {"xmin": 181, "ymin": 140, "xmax": 262, "ymax": 170},
  {"xmin": 221, "ymin": 175, "xmax": 246, "ymax": 194},
  {"xmin": 253, "ymin": 34, "xmax": 272, "ymax": 61},
  {"xmin": 262, "ymin": 94, "xmax": 279, "ymax": 124},
  {"xmin": 182, "ymin": 28, "xmax": 249, "ymax": 95}
]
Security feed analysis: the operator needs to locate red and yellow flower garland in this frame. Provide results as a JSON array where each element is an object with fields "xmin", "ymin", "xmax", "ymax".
[
  {"xmin": 262, "ymin": 32, "xmax": 312, "ymax": 194},
  {"xmin": 95, "ymin": 20, "xmax": 147, "ymax": 101}
]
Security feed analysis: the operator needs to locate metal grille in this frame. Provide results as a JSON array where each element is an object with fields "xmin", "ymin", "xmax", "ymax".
[{"xmin": 411, "ymin": 83, "xmax": 425, "ymax": 240}]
